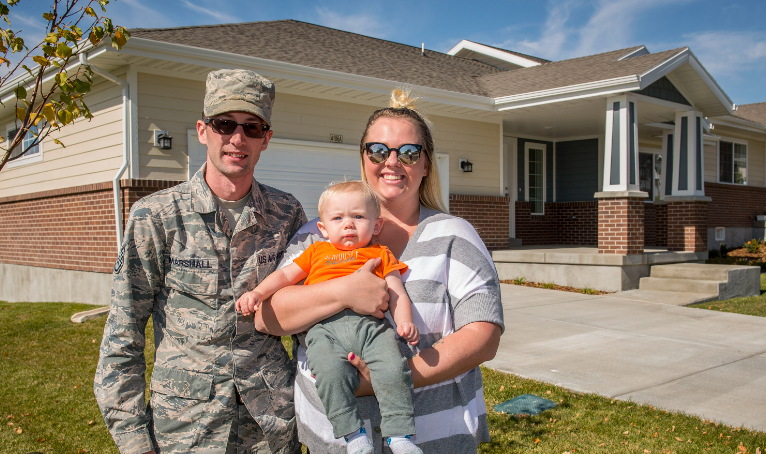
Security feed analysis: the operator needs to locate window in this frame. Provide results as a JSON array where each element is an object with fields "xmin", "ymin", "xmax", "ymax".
[
  {"xmin": 719, "ymin": 140, "xmax": 747, "ymax": 184},
  {"xmin": 525, "ymin": 143, "xmax": 545, "ymax": 214},
  {"xmin": 4, "ymin": 123, "xmax": 42, "ymax": 166},
  {"xmin": 639, "ymin": 152, "xmax": 662, "ymax": 201}
]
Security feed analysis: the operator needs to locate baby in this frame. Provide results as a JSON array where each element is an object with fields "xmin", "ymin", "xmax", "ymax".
[{"xmin": 236, "ymin": 180, "xmax": 422, "ymax": 454}]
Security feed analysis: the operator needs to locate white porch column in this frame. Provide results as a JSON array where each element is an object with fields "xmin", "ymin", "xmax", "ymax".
[
  {"xmin": 669, "ymin": 110, "xmax": 705, "ymax": 196},
  {"xmin": 602, "ymin": 95, "xmax": 640, "ymax": 192}
]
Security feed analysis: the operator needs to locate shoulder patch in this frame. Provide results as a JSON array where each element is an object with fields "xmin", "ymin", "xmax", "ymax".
[{"xmin": 114, "ymin": 245, "xmax": 125, "ymax": 274}]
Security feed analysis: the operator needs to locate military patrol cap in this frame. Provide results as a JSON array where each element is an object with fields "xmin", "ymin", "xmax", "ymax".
[{"xmin": 204, "ymin": 69, "xmax": 275, "ymax": 126}]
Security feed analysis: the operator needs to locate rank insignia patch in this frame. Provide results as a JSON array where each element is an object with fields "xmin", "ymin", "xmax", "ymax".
[{"xmin": 114, "ymin": 245, "xmax": 125, "ymax": 274}]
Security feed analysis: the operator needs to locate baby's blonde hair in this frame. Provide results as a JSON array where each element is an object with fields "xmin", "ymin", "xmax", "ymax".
[{"xmin": 317, "ymin": 180, "xmax": 381, "ymax": 220}]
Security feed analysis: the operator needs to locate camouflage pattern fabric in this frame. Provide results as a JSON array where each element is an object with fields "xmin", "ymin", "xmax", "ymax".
[
  {"xmin": 95, "ymin": 163, "xmax": 307, "ymax": 454},
  {"xmin": 204, "ymin": 69, "xmax": 275, "ymax": 126}
]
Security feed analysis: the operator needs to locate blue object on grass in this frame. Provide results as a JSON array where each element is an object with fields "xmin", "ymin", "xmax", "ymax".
[{"xmin": 493, "ymin": 393, "xmax": 557, "ymax": 416}]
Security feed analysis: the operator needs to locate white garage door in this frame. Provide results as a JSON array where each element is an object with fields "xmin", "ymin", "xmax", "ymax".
[{"xmin": 187, "ymin": 135, "xmax": 449, "ymax": 219}]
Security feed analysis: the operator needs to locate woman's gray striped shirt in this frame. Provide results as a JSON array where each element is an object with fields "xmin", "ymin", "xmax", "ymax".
[{"xmin": 281, "ymin": 207, "xmax": 504, "ymax": 454}]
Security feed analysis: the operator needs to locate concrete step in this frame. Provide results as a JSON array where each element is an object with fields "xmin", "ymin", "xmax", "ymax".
[
  {"xmin": 649, "ymin": 263, "xmax": 737, "ymax": 281},
  {"xmin": 639, "ymin": 277, "xmax": 723, "ymax": 295}
]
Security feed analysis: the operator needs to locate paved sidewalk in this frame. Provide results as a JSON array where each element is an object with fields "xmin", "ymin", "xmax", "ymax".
[{"xmin": 485, "ymin": 284, "xmax": 766, "ymax": 432}]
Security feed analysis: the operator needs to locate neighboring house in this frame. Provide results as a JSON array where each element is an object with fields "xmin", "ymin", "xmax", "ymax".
[{"xmin": 0, "ymin": 20, "xmax": 763, "ymax": 304}]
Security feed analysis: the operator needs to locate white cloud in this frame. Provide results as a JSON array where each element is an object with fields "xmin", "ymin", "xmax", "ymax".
[
  {"xmin": 684, "ymin": 31, "xmax": 766, "ymax": 77},
  {"xmin": 493, "ymin": 0, "xmax": 690, "ymax": 61},
  {"xmin": 180, "ymin": 0, "xmax": 237, "ymax": 24},
  {"xmin": 313, "ymin": 7, "xmax": 387, "ymax": 39}
]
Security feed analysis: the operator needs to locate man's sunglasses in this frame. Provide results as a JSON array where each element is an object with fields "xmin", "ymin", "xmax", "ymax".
[
  {"xmin": 203, "ymin": 118, "xmax": 270, "ymax": 138},
  {"xmin": 364, "ymin": 142, "xmax": 422, "ymax": 165}
]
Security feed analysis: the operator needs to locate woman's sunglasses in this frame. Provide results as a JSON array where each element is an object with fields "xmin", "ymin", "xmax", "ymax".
[
  {"xmin": 203, "ymin": 118, "xmax": 271, "ymax": 138},
  {"xmin": 364, "ymin": 142, "xmax": 422, "ymax": 165}
]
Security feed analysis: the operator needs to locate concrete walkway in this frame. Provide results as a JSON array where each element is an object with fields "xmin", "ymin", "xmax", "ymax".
[{"xmin": 485, "ymin": 284, "xmax": 766, "ymax": 432}]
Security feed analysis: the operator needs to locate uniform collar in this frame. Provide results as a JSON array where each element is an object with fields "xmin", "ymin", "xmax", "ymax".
[{"xmin": 190, "ymin": 163, "xmax": 267, "ymax": 218}]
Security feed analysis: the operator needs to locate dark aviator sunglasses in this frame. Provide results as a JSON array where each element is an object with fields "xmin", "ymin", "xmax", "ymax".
[
  {"xmin": 364, "ymin": 142, "xmax": 422, "ymax": 165},
  {"xmin": 203, "ymin": 118, "xmax": 271, "ymax": 138}
]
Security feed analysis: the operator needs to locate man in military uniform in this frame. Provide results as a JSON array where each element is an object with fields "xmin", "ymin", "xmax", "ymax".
[{"xmin": 95, "ymin": 69, "xmax": 307, "ymax": 454}]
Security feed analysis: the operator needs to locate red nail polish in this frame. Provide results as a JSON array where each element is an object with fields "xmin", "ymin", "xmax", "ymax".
[{"xmin": 349, "ymin": 353, "xmax": 355, "ymax": 360}]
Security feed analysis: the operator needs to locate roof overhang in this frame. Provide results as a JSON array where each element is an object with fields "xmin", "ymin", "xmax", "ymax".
[
  {"xmin": 494, "ymin": 47, "xmax": 735, "ymax": 117},
  {"xmin": 115, "ymin": 37, "xmax": 497, "ymax": 113},
  {"xmin": 710, "ymin": 116, "xmax": 766, "ymax": 133},
  {"xmin": 447, "ymin": 39, "xmax": 542, "ymax": 69}
]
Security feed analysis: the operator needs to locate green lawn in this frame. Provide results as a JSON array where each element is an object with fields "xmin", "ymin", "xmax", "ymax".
[
  {"xmin": 1, "ymin": 302, "xmax": 764, "ymax": 454},
  {"xmin": 688, "ymin": 273, "xmax": 766, "ymax": 317}
]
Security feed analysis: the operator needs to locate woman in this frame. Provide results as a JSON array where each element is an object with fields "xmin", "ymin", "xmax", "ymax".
[{"xmin": 255, "ymin": 90, "xmax": 504, "ymax": 453}]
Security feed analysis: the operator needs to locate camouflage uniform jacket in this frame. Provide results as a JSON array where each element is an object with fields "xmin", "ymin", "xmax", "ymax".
[{"xmin": 95, "ymin": 164, "xmax": 307, "ymax": 454}]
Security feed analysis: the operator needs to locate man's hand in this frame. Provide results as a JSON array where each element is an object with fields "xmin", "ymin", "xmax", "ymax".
[
  {"xmin": 397, "ymin": 321, "xmax": 420, "ymax": 345},
  {"xmin": 236, "ymin": 291, "xmax": 262, "ymax": 316},
  {"xmin": 343, "ymin": 258, "xmax": 389, "ymax": 318}
]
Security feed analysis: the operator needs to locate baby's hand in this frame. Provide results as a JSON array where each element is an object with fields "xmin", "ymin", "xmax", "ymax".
[
  {"xmin": 397, "ymin": 322, "xmax": 420, "ymax": 345},
  {"xmin": 236, "ymin": 292, "xmax": 262, "ymax": 317}
]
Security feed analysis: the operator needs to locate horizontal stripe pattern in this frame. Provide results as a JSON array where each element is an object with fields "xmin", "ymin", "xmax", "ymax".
[{"xmin": 284, "ymin": 208, "xmax": 504, "ymax": 453}]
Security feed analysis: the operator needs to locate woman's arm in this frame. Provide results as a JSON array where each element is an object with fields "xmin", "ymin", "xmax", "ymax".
[
  {"xmin": 254, "ymin": 258, "xmax": 390, "ymax": 335},
  {"xmin": 351, "ymin": 321, "xmax": 501, "ymax": 396}
]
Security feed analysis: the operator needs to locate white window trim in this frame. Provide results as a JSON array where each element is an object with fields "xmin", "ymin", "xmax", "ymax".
[
  {"xmin": 4, "ymin": 121, "xmax": 43, "ymax": 168},
  {"xmin": 525, "ymin": 142, "xmax": 546, "ymax": 215},
  {"xmin": 716, "ymin": 136, "xmax": 748, "ymax": 186}
]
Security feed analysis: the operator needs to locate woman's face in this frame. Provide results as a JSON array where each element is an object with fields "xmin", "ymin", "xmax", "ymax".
[{"xmin": 362, "ymin": 117, "xmax": 428, "ymax": 207}]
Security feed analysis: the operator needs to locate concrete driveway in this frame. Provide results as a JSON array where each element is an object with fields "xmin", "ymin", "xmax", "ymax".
[{"xmin": 485, "ymin": 284, "xmax": 766, "ymax": 432}]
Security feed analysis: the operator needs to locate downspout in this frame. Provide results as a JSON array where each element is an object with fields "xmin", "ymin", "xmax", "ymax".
[{"xmin": 79, "ymin": 53, "xmax": 130, "ymax": 252}]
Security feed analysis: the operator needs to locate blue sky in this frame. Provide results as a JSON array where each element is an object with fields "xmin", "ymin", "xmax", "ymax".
[{"xmin": 5, "ymin": 0, "xmax": 766, "ymax": 106}]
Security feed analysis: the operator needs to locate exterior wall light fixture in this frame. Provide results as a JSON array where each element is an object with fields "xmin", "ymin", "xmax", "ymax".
[
  {"xmin": 459, "ymin": 159, "xmax": 473, "ymax": 172},
  {"xmin": 154, "ymin": 129, "xmax": 173, "ymax": 150}
]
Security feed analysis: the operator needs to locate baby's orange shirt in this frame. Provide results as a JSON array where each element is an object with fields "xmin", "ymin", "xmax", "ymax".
[{"xmin": 293, "ymin": 242, "xmax": 408, "ymax": 286}]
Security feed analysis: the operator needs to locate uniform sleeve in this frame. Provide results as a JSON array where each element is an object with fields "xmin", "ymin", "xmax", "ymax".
[
  {"xmin": 378, "ymin": 246, "xmax": 408, "ymax": 277},
  {"xmin": 278, "ymin": 217, "xmax": 326, "ymax": 268},
  {"xmin": 94, "ymin": 201, "xmax": 165, "ymax": 454}
]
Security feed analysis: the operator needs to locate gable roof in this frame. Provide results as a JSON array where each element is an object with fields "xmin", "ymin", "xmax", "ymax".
[
  {"xmin": 733, "ymin": 102, "xmax": 766, "ymax": 127},
  {"xmin": 447, "ymin": 40, "xmax": 550, "ymax": 70},
  {"xmin": 477, "ymin": 46, "xmax": 685, "ymax": 98},
  {"xmin": 129, "ymin": 20, "xmax": 503, "ymax": 97}
]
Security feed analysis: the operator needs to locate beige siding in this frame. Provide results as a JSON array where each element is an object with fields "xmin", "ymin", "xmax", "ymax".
[
  {"xmin": 137, "ymin": 74, "xmax": 501, "ymax": 194},
  {"xmin": 704, "ymin": 143, "xmax": 717, "ymax": 183},
  {"xmin": 0, "ymin": 75, "xmax": 124, "ymax": 198}
]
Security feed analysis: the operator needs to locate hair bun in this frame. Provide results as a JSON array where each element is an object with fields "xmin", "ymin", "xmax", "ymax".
[{"xmin": 389, "ymin": 88, "xmax": 419, "ymax": 110}]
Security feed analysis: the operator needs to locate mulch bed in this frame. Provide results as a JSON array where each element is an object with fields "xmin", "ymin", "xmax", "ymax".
[{"xmin": 499, "ymin": 279, "xmax": 612, "ymax": 295}]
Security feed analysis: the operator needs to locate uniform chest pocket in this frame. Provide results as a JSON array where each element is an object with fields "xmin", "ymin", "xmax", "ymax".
[{"xmin": 164, "ymin": 256, "xmax": 219, "ymax": 339}]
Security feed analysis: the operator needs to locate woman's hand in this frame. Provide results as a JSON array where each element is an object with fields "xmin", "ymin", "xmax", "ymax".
[
  {"xmin": 257, "ymin": 258, "xmax": 389, "ymax": 335},
  {"xmin": 348, "ymin": 352, "xmax": 374, "ymax": 397}
]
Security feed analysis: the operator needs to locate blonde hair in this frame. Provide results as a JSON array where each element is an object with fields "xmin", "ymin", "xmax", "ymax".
[
  {"xmin": 359, "ymin": 88, "xmax": 447, "ymax": 213},
  {"xmin": 317, "ymin": 180, "xmax": 381, "ymax": 220}
]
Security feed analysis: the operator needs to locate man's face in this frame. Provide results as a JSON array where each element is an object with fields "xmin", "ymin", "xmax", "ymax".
[{"xmin": 196, "ymin": 111, "xmax": 273, "ymax": 182}]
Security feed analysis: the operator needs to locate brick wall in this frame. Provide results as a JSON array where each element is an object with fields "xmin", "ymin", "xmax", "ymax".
[
  {"xmin": 449, "ymin": 194, "xmax": 510, "ymax": 250},
  {"xmin": 0, "ymin": 180, "xmax": 182, "ymax": 273},
  {"xmin": 644, "ymin": 203, "xmax": 668, "ymax": 248},
  {"xmin": 706, "ymin": 183, "xmax": 766, "ymax": 227},
  {"xmin": 514, "ymin": 201, "xmax": 598, "ymax": 246},
  {"xmin": 598, "ymin": 198, "xmax": 644, "ymax": 254},
  {"xmin": 667, "ymin": 201, "xmax": 708, "ymax": 252}
]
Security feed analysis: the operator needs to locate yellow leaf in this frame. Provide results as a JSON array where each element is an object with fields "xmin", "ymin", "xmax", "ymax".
[
  {"xmin": 0, "ymin": 56, "xmax": 9, "ymax": 66},
  {"xmin": 43, "ymin": 104, "xmax": 55, "ymax": 123},
  {"xmin": 85, "ymin": 6, "xmax": 96, "ymax": 17},
  {"xmin": 53, "ymin": 138, "xmax": 65, "ymax": 148},
  {"xmin": 534, "ymin": 438, "xmax": 540, "ymax": 444},
  {"xmin": 15, "ymin": 107, "xmax": 25, "ymax": 120},
  {"xmin": 33, "ymin": 55, "xmax": 48, "ymax": 66}
]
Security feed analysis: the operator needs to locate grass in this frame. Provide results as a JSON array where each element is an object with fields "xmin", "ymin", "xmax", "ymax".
[
  {"xmin": 1, "ymin": 302, "xmax": 764, "ymax": 454},
  {"xmin": 688, "ymin": 273, "xmax": 766, "ymax": 318}
]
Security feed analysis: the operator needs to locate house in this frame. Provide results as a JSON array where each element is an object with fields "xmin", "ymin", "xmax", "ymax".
[{"xmin": 0, "ymin": 20, "xmax": 763, "ymax": 303}]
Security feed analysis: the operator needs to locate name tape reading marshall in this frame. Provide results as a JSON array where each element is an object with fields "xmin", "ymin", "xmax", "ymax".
[{"xmin": 163, "ymin": 251, "xmax": 284, "ymax": 270}]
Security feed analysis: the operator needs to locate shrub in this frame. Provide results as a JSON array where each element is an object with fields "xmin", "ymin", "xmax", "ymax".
[
  {"xmin": 708, "ymin": 248, "xmax": 720, "ymax": 259},
  {"xmin": 745, "ymin": 239, "xmax": 762, "ymax": 254},
  {"xmin": 720, "ymin": 243, "xmax": 729, "ymax": 257}
]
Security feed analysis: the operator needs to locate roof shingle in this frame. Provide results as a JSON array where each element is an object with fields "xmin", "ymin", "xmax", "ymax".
[{"xmin": 733, "ymin": 102, "xmax": 766, "ymax": 127}]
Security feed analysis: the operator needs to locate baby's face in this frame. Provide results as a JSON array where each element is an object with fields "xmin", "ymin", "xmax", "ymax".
[{"xmin": 317, "ymin": 192, "xmax": 382, "ymax": 251}]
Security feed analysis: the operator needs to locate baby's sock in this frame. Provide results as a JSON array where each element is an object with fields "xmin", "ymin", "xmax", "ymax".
[
  {"xmin": 345, "ymin": 427, "xmax": 373, "ymax": 454},
  {"xmin": 387, "ymin": 435, "xmax": 423, "ymax": 454}
]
